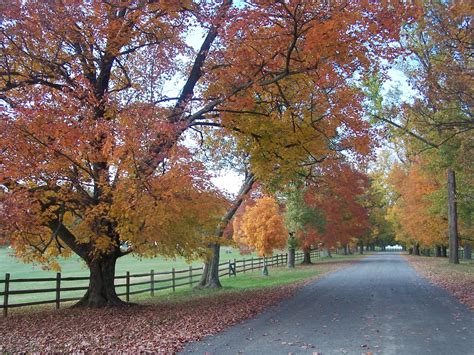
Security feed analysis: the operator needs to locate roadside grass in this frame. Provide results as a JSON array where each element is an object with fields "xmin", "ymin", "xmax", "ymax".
[
  {"xmin": 405, "ymin": 255, "xmax": 474, "ymax": 308},
  {"xmin": 137, "ymin": 254, "xmax": 364, "ymax": 305}
]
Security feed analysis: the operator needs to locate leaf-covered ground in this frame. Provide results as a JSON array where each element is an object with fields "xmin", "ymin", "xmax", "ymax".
[
  {"xmin": 405, "ymin": 255, "xmax": 474, "ymax": 309},
  {"xmin": 0, "ymin": 260, "xmax": 355, "ymax": 353}
]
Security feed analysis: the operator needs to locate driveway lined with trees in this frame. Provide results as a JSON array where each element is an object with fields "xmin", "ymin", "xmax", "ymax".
[{"xmin": 183, "ymin": 253, "xmax": 474, "ymax": 354}]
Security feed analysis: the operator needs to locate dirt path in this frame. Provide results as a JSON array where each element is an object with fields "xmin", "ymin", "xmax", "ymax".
[{"xmin": 181, "ymin": 253, "xmax": 474, "ymax": 354}]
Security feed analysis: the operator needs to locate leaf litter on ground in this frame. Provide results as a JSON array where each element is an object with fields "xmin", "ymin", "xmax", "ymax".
[{"xmin": 405, "ymin": 255, "xmax": 474, "ymax": 309}]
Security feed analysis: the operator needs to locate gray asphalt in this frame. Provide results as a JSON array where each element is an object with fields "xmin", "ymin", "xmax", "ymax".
[{"xmin": 181, "ymin": 253, "xmax": 474, "ymax": 355}]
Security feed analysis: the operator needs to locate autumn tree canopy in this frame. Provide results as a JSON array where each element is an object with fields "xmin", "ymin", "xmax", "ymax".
[
  {"xmin": 301, "ymin": 161, "xmax": 370, "ymax": 249},
  {"xmin": 0, "ymin": 1, "xmax": 418, "ymax": 305},
  {"xmin": 367, "ymin": 1, "xmax": 473, "ymax": 256},
  {"xmin": 233, "ymin": 196, "xmax": 287, "ymax": 257}
]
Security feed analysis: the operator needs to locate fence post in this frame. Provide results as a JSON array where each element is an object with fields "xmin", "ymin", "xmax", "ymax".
[
  {"xmin": 234, "ymin": 258, "xmax": 236, "ymax": 273},
  {"xmin": 126, "ymin": 271, "xmax": 130, "ymax": 302},
  {"xmin": 189, "ymin": 265, "xmax": 193, "ymax": 286},
  {"xmin": 55, "ymin": 272, "xmax": 61, "ymax": 309},
  {"xmin": 243, "ymin": 258, "xmax": 246, "ymax": 273},
  {"xmin": 172, "ymin": 268, "xmax": 175, "ymax": 291},
  {"xmin": 151, "ymin": 270, "xmax": 154, "ymax": 296},
  {"xmin": 3, "ymin": 273, "xmax": 10, "ymax": 317},
  {"xmin": 285, "ymin": 253, "xmax": 288, "ymax": 265}
]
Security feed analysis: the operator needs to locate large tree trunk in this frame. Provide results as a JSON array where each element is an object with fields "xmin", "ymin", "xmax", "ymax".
[
  {"xmin": 413, "ymin": 243, "xmax": 420, "ymax": 256},
  {"xmin": 288, "ymin": 248, "xmax": 295, "ymax": 268},
  {"xmin": 343, "ymin": 244, "xmax": 348, "ymax": 255},
  {"xmin": 301, "ymin": 249, "xmax": 312, "ymax": 264},
  {"xmin": 197, "ymin": 174, "xmax": 256, "ymax": 288},
  {"xmin": 447, "ymin": 168, "xmax": 459, "ymax": 264},
  {"xmin": 75, "ymin": 253, "xmax": 128, "ymax": 308},
  {"xmin": 464, "ymin": 242, "xmax": 472, "ymax": 260},
  {"xmin": 435, "ymin": 246, "xmax": 442, "ymax": 257},
  {"xmin": 196, "ymin": 243, "xmax": 222, "ymax": 288}
]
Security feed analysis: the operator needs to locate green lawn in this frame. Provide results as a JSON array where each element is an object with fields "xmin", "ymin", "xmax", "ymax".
[
  {"xmin": 132, "ymin": 253, "xmax": 364, "ymax": 305},
  {"xmin": 0, "ymin": 245, "xmax": 360, "ymax": 311},
  {"xmin": 0, "ymin": 246, "xmax": 252, "ymax": 278},
  {"xmin": 0, "ymin": 246, "xmax": 260, "ymax": 307}
]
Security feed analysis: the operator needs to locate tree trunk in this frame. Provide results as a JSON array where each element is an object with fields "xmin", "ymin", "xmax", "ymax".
[
  {"xmin": 447, "ymin": 168, "xmax": 459, "ymax": 264},
  {"xmin": 75, "ymin": 253, "xmax": 128, "ymax": 308},
  {"xmin": 196, "ymin": 174, "xmax": 256, "ymax": 288},
  {"xmin": 442, "ymin": 245, "xmax": 447, "ymax": 257},
  {"xmin": 343, "ymin": 244, "xmax": 348, "ymax": 255},
  {"xmin": 359, "ymin": 242, "xmax": 363, "ymax": 255},
  {"xmin": 413, "ymin": 243, "xmax": 420, "ymax": 256},
  {"xmin": 435, "ymin": 246, "xmax": 442, "ymax": 257},
  {"xmin": 408, "ymin": 247, "xmax": 413, "ymax": 255},
  {"xmin": 464, "ymin": 242, "xmax": 472, "ymax": 260},
  {"xmin": 196, "ymin": 243, "xmax": 222, "ymax": 288},
  {"xmin": 301, "ymin": 250, "xmax": 312, "ymax": 264},
  {"xmin": 288, "ymin": 248, "xmax": 295, "ymax": 268}
]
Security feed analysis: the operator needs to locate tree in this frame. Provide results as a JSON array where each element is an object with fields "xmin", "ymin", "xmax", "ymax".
[
  {"xmin": 0, "ymin": 1, "xmax": 419, "ymax": 304},
  {"xmin": 284, "ymin": 186, "xmax": 324, "ymax": 265},
  {"xmin": 196, "ymin": 172, "xmax": 256, "ymax": 288},
  {"xmin": 233, "ymin": 196, "xmax": 287, "ymax": 274},
  {"xmin": 305, "ymin": 161, "xmax": 370, "ymax": 251},
  {"xmin": 386, "ymin": 159, "xmax": 448, "ymax": 252},
  {"xmin": 367, "ymin": 2, "xmax": 472, "ymax": 260},
  {"xmin": 190, "ymin": 0, "xmax": 418, "ymax": 287},
  {"xmin": 0, "ymin": 1, "xmax": 235, "ymax": 307}
]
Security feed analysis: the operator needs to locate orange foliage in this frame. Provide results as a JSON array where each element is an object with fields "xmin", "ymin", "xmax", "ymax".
[
  {"xmin": 388, "ymin": 161, "xmax": 447, "ymax": 248},
  {"xmin": 0, "ymin": 1, "xmax": 419, "ymax": 303},
  {"xmin": 305, "ymin": 161, "xmax": 370, "ymax": 248},
  {"xmin": 233, "ymin": 196, "xmax": 287, "ymax": 257}
]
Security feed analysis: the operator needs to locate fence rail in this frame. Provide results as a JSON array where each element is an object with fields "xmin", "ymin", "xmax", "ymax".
[{"xmin": 1, "ymin": 249, "xmax": 321, "ymax": 316}]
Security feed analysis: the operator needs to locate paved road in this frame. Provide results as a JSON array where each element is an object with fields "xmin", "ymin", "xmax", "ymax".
[{"xmin": 181, "ymin": 253, "xmax": 474, "ymax": 354}]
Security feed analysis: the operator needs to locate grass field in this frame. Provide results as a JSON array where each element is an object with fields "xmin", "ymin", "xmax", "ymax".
[
  {"xmin": 0, "ymin": 246, "xmax": 359, "ymax": 310},
  {"xmin": 2, "ymin": 252, "xmax": 363, "ymax": 315},
  {"xmin": 0, "ymin": 246, "xmax": 252, "ymax": 278},
  {"xmin": 0, "ymin": 246, "xmax": 260, "ymax": 307}
]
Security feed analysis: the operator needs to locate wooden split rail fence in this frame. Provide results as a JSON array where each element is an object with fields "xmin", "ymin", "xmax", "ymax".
[{"xmin": 1, "ymin": 249, "xmax": 320, "ymax": 316}]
